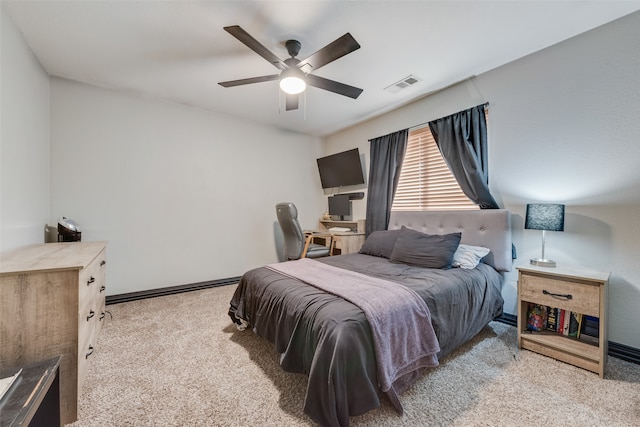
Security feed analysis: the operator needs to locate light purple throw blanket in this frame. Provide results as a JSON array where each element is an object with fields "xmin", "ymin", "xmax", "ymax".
[{"xmin": 266, "ymin": 258, "xmax": 440, "ymax": 413}]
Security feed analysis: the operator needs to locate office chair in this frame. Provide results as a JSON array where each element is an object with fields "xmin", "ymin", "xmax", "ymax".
[{"xmin": 276, "ymin": 202, "xmax": 333, "ymax": 260}]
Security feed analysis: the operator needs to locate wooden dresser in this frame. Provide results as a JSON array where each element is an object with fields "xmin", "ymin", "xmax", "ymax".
[{"xmin": 0, "ymin": 241, "xmax": 107, "ymax": 425}]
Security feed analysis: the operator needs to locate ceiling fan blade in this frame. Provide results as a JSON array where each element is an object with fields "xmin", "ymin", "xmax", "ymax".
[
  {"xmin": 218, "ymin": 74, "xmax": 280, "ymax": 88},
  {"xmin": 306, "ymin": 74, "xmax": 363, "ymax": 99},
  {"xmin": 297, "ymin": 33, "xmax": 360, "ymax": 73},
  {"xmin": 285, "ymin": 94, "xmax": 299, "ymax": 111},
  {"xmin": 224, "ymin": 26, "xmax": 287, "ymax": 70}
]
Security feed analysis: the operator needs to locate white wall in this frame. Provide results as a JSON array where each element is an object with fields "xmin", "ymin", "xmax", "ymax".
[
  {"xmin": 0, "ymin": 7, "xmax": 50, "ymax": 252},
  {"xmin": 325, "ymin": 12, "xmax": 640, "ymax": 349},
  {"xmin": 49, "ymin": 78, "xmax": 325, "ymax": 295}
]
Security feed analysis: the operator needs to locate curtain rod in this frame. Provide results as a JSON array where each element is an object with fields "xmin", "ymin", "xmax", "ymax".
[{"xmin": 409, "ymin": 102, "xmax": 490, "ymax": 132}]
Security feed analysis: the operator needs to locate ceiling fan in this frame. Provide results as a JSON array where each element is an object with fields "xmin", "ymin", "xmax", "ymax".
[{"xmin": 218, "ymin": 25, "xmax": 363, "ymax": 111}]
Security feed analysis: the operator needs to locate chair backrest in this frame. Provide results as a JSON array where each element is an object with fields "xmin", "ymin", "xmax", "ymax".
[{"xmin": 276, "ymin": 202, "xmax": 305, "ymax": 260}]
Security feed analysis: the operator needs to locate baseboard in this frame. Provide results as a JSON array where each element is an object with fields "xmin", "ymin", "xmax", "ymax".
[
  {"xmin": 609, "ymin": 341, "xmax": 640, "ymax": 365},
  {"xmin": 494, "ymin": 313, "xmax": 640, "ymax": 365},
  {"xmin": 106, "ymin": 277, "xmax": 240, "ymax": 305},
  {"xmin": 495, "ymin": 312, "xmax": 517, "ymax": 327}
]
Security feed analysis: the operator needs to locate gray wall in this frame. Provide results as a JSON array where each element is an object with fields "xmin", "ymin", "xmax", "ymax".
[{"xmin": 325, "ymin": 12, "xmax": 640, "ymax": 349}]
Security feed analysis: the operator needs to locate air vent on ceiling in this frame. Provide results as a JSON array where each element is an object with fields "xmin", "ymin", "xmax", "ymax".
[{"xmin": 384, "ymin": 75, "xmax": 421, "ymax": 94}]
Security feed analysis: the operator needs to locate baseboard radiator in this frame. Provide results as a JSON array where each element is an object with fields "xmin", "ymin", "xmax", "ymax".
[
  {"xmin": 495, "ymin": 313, "xmax": 640, "ymax": 365},
  {"xmin": 106, "ymin": 277, "xmax": 241, "ymax": 305},
  {"xmin": 107, "ymin": 283, "xmax": 639, "ymax": 366}
]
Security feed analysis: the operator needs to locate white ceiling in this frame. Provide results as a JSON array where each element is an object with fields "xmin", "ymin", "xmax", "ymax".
[{"xmin": 4, "ymin": 1, "xmax": 640, "ymax": 137}]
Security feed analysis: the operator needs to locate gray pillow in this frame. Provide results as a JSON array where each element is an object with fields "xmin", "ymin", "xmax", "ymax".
[
  {"xmin": 389, "ymin": 227, "xmax": 461, "ymax": 269},
  {"xmin": 359, "ymin": 229, "xmax": 401, "ymax": 259}
]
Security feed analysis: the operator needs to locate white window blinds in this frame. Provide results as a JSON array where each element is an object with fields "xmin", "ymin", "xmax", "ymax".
[{"xmin": 391, "ymin": 126, "xmax": 478, "ymax": 211}]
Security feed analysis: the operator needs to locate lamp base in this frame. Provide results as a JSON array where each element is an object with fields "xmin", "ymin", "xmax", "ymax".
[{"xmin": 530, "ymin": 258, "xmax": 556, "ymax": 268}]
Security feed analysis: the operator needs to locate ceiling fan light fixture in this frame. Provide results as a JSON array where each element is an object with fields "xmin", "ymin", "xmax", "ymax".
[
  {"xmin": 219, "ymin": 26, "xmax": 362, "ymax": 109},
  {"xmin": 280, "ymin": 76, "xmax": 306, "ymax": 94}
]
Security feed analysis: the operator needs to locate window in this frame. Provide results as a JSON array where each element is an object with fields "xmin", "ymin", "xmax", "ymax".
[{"xmin": 391, "ymin": 126, "xmax": 478, "ymax": 211}]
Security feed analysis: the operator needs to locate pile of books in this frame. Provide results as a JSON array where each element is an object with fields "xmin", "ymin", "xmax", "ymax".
[{"xmin": 526, "ymin": 303, "xmax": 600, "ymax": 345}]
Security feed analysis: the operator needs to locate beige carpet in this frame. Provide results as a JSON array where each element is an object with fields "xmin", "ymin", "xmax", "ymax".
[{"xmin": 69, "ymin": 285, "xmax": 640, "ymax": 427}]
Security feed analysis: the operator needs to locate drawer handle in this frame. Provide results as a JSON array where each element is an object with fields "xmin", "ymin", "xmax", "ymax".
[
  {"xmin": 86, "ymin": 345, "xmax": 94, "ymax": 359},
  {"xmin": 100, "ymin": 285, "xmax": 105, "ymax": 293},
  {"xmin": 543, "ymin": 289, "xmax": 573, "ymax": 300},
  {"xmin": 87, "ymin": 276, "xmax": 95, "ymax": 285},
  {"xmin": 87, "ymin": 310, "xmax": 95, "ymax": 321},
  {"xmin": 99, "ymin": 312, "xmax": 105, "ymax": 321},
  {"xmin": 100, "ymin": 260, "xmax": 106, "ymax": 267}
]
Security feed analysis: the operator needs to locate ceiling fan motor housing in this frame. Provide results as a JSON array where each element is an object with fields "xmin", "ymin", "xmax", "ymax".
[{"xmin": 285, "ymin": 39, "xmax": 302, "ymax": 57}]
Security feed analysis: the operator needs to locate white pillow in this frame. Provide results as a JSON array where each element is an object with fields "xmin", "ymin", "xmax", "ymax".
[{"xmin": 452, "ymin": 244, "xmax": 490, "ymax": 269}]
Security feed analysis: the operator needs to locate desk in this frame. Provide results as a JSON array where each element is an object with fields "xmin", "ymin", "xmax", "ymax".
[
  {"xmin": 330, "ymin": 232, "xmax": 366, "ymax": 254},
  {"xmin": 318, "ymin": 219, "xmax": 366, "ymax": 255},
  {"xmin": 0, "ymin": 356, "xmax": 62, "ymax": 427}
]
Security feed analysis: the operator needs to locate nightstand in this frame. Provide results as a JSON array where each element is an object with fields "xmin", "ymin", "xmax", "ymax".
[{"xmin": 517, "ymin": 264, "xmax": 609, "ymax": 377}]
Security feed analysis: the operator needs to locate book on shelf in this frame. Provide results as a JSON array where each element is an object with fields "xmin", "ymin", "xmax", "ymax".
[
  {"xmin": 523, "ymin": 303, "xmax": 600, "ymax": 345},
  {"xmin": 579, "ymin": 314, "xmax": 600, "ymax": 344},
  {"xmin": 568, "ymin": 311, "xmax": 583, "ymax": 338},
  {"xmin": 526, "ymin": 303, "xmax": 547, "ymax": 331},
  {"xmin": 562, "ymin": 309, "xmax": 571, "ymax": 335},
  {"xmin": 582, "ymin": 315, "xmax": 600, "ymax": 335},
  {"xmin": 546, "ymin": 306, "xmax": 558, "ymax": 332}
]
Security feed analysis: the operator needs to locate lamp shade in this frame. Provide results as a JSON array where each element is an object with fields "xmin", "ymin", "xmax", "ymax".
[{"xmin": 525, "ymin": 204, "xmax": 565, "ymax": 231}]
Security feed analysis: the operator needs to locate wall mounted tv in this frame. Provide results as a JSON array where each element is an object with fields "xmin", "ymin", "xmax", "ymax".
[{"xmin": 316, "ymin": 148, "xmax": 365, "ymax": 189}]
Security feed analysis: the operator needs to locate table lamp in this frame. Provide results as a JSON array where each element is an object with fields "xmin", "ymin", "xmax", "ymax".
[{"xmin": 524, "ymin": 203, "xmax": 565, "ymax": 267}]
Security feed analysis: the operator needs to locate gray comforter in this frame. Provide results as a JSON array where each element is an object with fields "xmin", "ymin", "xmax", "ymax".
[{"xmin": 228, "ymin": 253, "xmax": 504, "ymax": 426}]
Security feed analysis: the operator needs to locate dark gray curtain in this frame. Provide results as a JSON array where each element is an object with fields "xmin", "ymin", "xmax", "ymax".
[
  {"xmin": 428, "ymin": 104, "xmax": 499, "ymax": 209},
  {"xmin": 365, "ymin": 129, "xmax": 409, "ymax": 236}
]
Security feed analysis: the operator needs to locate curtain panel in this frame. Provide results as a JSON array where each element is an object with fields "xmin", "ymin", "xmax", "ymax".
[
  {"xmin": 428, "ymin": 104, "xmax": 499, "ymax": 209},
  {"xmin": 365, "ymin": 129, "xmax": 409, "ymax": 236}
]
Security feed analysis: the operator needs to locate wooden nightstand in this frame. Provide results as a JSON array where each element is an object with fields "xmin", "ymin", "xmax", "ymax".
[{"xmin": 517, "ymin": 264, "xmax": 609, "ymax": 377}]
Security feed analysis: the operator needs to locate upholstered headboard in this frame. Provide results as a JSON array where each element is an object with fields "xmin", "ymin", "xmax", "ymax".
[{"xmin": 388, "ymin": 209, "xmax": 513, "ymax": 272}]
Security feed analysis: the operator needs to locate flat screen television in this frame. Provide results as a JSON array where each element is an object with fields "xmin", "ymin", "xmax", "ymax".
[
  {"xmin": 316, "ymin": 148, "xmax": 365, "ymax": 189},
  {"xmin": 328, "ymin": 194, "xmax": 351, "ymax": 220}
]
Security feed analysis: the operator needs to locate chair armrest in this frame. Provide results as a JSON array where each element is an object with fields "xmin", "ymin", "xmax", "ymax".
[
  {"xmin": 301, "ymin": 232, "xmax": 334, "ymax": 258},
  {"xmin": 305, "ymin": 231, "xmax": 333, "ymax": 237}
]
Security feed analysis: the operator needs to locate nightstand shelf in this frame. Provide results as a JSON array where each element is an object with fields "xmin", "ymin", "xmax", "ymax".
[{"xmin": 517, "ymin": 264, "xmax": 609, "ymax": 378}]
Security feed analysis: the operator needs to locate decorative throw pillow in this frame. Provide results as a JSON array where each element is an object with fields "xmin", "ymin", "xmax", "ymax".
[
  {"xmin": 359, "ymin": 229, "xmax": 401, "ymax": 259},
  {"xmin": 452, "ymin": 244, "xmax": 491, "ymax": 269},
  {"xmin": 389, "ymin": 227, "xmax": 461, "ymax": 269}
]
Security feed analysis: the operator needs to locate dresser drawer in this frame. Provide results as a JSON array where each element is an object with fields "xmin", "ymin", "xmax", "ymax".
[
  {"xmin": 78, "ymin": 276, "xmax": 105, "ymax": 340},
  {"xmin": 78, "ymin": 307, "xmax": 98, "ymax": 355},
  {"xmin": 79, "ymin": 249, "xmax": 106, "ymax": 303},
  {"xmin": 520, "ymin": 273, "xmax": 600, "ymax": 316},
  {"xmin": 78, "ymin": 303, "xmax": 103, "ymax": 389},
  {"xmin": 78, "ymin": 336, "xmax": 97, "ymax": 390}
]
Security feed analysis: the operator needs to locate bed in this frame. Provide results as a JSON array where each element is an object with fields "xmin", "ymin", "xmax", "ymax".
[{"xmin": 228, "ymin": 209, "xmax": 512, "ymax": 426}]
